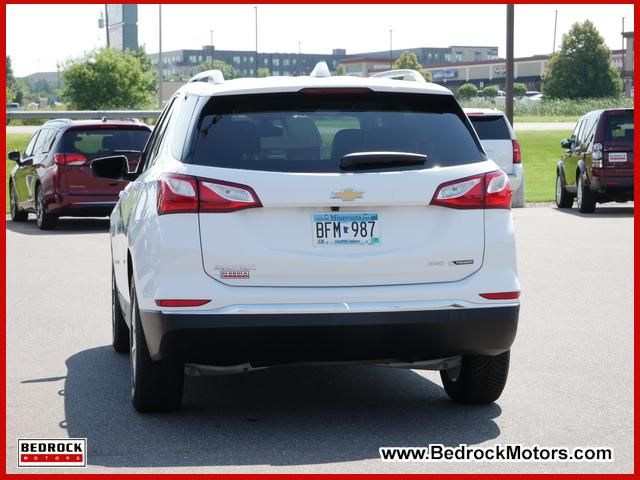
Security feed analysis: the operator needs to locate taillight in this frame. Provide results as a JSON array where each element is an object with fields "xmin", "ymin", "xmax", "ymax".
[
  {"xmin": 512, "ymin": 140, "xmax": 522, "ymax": 164},
  {"xmin": 199, "ymin": 179, "xmax": 262, "ymax": 213},
  {"xmin": 157, "ymin": 173, "xmax": 198, "ymax": 215},
  {"xmin": 430, "ymin": 171, "xmax": 511, "ymax": 210},
  {"xmin": 54, "ymin": 153, "xmax": 88, "ymax": 166},
  {"xmin": 157, "ymin": 174, "xmax": 262, "ymax": 215},
  {"xmin": 592, "ymin": 143, "xmax": 603, "ymax": 168}
]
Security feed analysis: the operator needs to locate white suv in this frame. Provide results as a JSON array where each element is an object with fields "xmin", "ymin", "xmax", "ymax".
[
  {"xmin": 93, "ymin": 64, "xmax": 520, "ymax": 412},
  {"xmin": 464, "ymin": 108, "xmax": 525, "ymax": 208}
]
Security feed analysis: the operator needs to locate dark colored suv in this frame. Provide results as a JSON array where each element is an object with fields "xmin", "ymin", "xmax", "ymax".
[
  {"xmin": 556, "ymin": 108, "xmax": 634, "ymax": 213},
  {"xmin": 8, "ymin": 119, "xmax": 152, "ymax": 229}
]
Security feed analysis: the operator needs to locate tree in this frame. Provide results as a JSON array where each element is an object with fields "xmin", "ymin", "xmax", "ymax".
[
  {"xmin": 198, "ymin": 59, "xmax": 237, "ymax": 80},
  {"xmin": 393, "ymin": 52, "xmax": 422, "ymax": 71},
  {"xmin": 257, "ymin": 67, "xmax": 270, "ymax": 78},
  {"xmin": 61, "ymin": 48, "xmax": 155, "ymax": 109},
  {"xmin": 457, "ymin": 83, "xmax": 478, "ymax": 100},
  {"xmin": 333, "ymin": 64, "xmax": 346, "ymax": 76},
  {"xmin": 543, "ymin": 20, "xmax": 622, "ymax": 99},
  {"xmin": 419, "ymin": 69, "xmax": 433, "ymax": 82},
  {"xmin": 481, "ymin": 85, "xmax": 499, "ymax": 100},
  {"xmin": 513, "ymin": 82, "xmax": 527, "ymax": 98}
]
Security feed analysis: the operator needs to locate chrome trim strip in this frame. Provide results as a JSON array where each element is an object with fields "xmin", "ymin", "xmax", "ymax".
[
  {"xmin": 69, "ymin": 201, "xmax": 117, "ymax": 206},
  {"xmin": 161, "ymin": 300, "xmax": 519, "ymax": 315}
]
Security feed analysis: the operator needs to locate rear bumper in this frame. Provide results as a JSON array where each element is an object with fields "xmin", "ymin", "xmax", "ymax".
[
  {"xmin": 49, "ymin": 194, "xmax": 117, "ymax": 217},
  {"xmin": 591, "ymin": 172, "xmax": 634, "ymax": 191},
  {"xmin": 139, "ymin": 305, "xmax": 519, "ymax": 364}
]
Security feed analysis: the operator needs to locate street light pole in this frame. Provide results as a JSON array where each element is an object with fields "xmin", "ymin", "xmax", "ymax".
[
  {"xmin": 621, "ymin": 17, "xmax": 626, "ymax": 95},
  {"xmin": 505, "ymin": 4, "xmax": 514, "ymax": 126},
  {"xmin": 158, "ymin": 4, "xmax": 163, "ymax": 109},
  {"xmin": 210, "ymin": 30, "xmax": 214, "ymax": 65},
  {"xmin": 254, "ymin": 6, "xmax": 259, "ymax": 77},
  {"xmin": 104, "ymin": 4, "xmax": 110, "ymax": 47},
  {"xmin": 389, "ymin": 29, "xmax": 393, "ymax": 69},
  {"xmin": 552, "ymin": 9, "xmax": 558, "ymax": 53}
]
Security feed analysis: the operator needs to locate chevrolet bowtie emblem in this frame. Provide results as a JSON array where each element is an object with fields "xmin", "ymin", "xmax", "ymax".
[{"xmin": 331, "ymin": 189, "xmax": 364, "ymax": 201}]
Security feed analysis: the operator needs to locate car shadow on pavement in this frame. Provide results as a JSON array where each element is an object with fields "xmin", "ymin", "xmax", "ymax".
[
  {"xmin": 555, "ymin": 206, "xmax": 634, "ymax": 218},
  {"xmin": 61, "ymin": 346, "xmax": 502, "ymax": 468},
  {"xmin": 5, "ymin": 217, "xmax": 110, "ymax": 235}
]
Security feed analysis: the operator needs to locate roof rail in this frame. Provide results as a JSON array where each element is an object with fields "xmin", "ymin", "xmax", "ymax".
[
  {"xmin": 370, "ymin": 69, "xmax": 426, "ymax": 83},
  {"xmin": 44, "ymin": 118, "xmax": 73, "ymax": 124},
  {"xmin": 188, "ymin": 69, "xmax": 225, "ymax": 85}
]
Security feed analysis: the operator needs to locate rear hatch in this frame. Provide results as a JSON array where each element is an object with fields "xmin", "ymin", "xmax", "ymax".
[
  {"xmin": 57, "ymin": 126, "xmax": 150, "ymax": 194},
  {"xmin": 600, "ymin": 110, "xmax": 634, "ymax": 170},
  {"xmin": 188, "ymin": 91, "xmax": 490, "ymax": 287},
  {"xmin": 467, "ymin": 114, "xmax": 514, "ymax": 174}
]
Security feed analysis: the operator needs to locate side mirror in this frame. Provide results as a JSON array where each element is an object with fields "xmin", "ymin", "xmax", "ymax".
[
  {"xmin": 560, "ymin": 139, "xmax": 572, "ymax": 149},
  {"xmin": 91, "ymin": 155, "xmax": 130, "ymax": 180},
  {"xmin": 8, "ymin": 150, "xmax": 21, "ymax": 162}
]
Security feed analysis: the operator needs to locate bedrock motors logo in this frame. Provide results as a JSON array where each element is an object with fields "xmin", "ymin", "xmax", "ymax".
[{"xmin": 18, "ymin": 439, "xmax": 87, "ymax": 467}]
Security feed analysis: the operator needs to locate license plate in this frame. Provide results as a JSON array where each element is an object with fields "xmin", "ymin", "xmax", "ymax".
[
  {"xmin": 608, "ymin": 152, "xmax": 628, "ymax": 163},
  {"xmin": 313, "ymin": 212, "xmax": 380, "ymax": 246}
]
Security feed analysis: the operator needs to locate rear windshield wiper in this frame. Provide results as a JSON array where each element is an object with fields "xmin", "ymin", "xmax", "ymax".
[{"xmin": 340, "ymin": 152, "xmax": 427, "ymax": 171}]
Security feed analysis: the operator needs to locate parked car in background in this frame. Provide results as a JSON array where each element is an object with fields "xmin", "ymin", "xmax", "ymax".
[
  {"xmin": 556, "ymin": 108, "xmax": 634, "ymax": 213},
  {"xmin": 8, "ymin": 119, "xmax": 152, "ymax": 229},
  {"xmin": 464, "ymin": 108, "xmax": 525, "ymax": 207},
  {"xmin": 92, "ymin": 64, "xmax": 520, "ymax": 413}
]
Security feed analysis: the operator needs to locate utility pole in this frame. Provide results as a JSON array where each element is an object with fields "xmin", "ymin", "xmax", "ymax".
[
  {"xmin": 254, "ymin": 6, "xmax": 259, "ymax": 77},
  {"xmin": 158, "ymin": 4, "xmax": 163, "ymax": 108},
  {"xmin": 104, "ymin": 4, "xmax": 110, "ymax": 47},
  {"xmin": 210, "ymin": 30, "xmax": 214, "ymax": 65},
  {"xmin": 389, "ymin": 29, "xmax": 393, "ymax": 69},
  {"xmin": 552, "ymin": 9, "xmax": 558, "ymax": 53},
  {"xmin": 622, "ymin": 17, "xmax": 626, "ymax": 95},
  {"xmin": 505, "ymin": 4, "xmax": 514, "ymax": 126}
]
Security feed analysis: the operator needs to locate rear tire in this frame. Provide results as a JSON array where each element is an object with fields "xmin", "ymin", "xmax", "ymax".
[
  {"xmin": 129, "ymin": 280, "xmax": 183, "ymax": 412},
  {"xmin": 555, "ymin": 173, "xmax": 573, "ymax": 209},
  {"xmin": 440, "ymin": 351, "xmax": 510, "ymax": 404},
  {"xmin": 9, "ymin": 183, "xmax": 28, "ymax": 222},
  {"xmin": 35, "ymin": 185, "xmax": 57, "ymax": 230},
  {"xmin": 576, "ymin": 175, "xmax": 596, "ymax": 213},
  {"xmin": 112, "ymin": 267, "xmax": 129, "ymax": 353}
]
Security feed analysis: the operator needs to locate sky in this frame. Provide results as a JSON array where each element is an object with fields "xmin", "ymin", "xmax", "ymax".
[{"xmin": 6, "ymin": 4, "xmax": 635, "ymax": 77}]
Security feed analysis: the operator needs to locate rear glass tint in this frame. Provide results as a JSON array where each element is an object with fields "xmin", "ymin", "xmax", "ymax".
[
  {"xmin": 468, "ymin": 116, "xmax": 511, "ymax": 140},
  {"xmin": 60, "ymin": 128, "xmax": 150, "ymax": 157},
  {"xmin": 603, "ymin": 113, "xmax": 633, "ymax": 142},
  {"xmin": 188, "ymin": 92, "xmax": 485, "ymax": 173}
]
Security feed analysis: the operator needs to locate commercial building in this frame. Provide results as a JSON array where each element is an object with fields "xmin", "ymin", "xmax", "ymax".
[
  {"xmin": 106, "ymin": 5, "xmax": 138, "ymax": 52},
  {"xmin": 622, "ymin": 31, "xmax": 634, "ymax": 96},
  {"xmin": 150, "ymin": 47, "xmax": 345, "ymax": 80},
  {"xmin": 149, "ymin": 44, "xmax": 497, "ymax": 80}
]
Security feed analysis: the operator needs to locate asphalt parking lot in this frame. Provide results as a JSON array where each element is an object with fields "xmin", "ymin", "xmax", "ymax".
[{"xmin": 5, "ymin": 205, "xmax": 634, "ymax": 474}]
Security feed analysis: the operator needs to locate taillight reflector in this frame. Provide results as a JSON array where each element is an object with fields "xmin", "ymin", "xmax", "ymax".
[
  {"xmin": 155, "ymin": 299, "xmax": 211, "ymax": 307},
  {"xmin": 479, "ymin": 291, "xmax": 521, "ymax": 300},
  {"xmin": 157, "ymin": 174, "xmax": 262, "ymax": 215},
  {"xmin": 430, "ymin": 170, "xmax": 512, "ymax": 210},
  {"xmin": 512, "ymin": 140, "xmax": 522, "ymax": 164},
  {"xmin": 54, "ymin": 153, "xmax": 88, "ymax": 166}
]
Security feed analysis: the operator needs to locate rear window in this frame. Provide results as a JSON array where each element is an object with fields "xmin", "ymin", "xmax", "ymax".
[
  {"xmin": 188, "ymin": 92, "xmax": 485, "ymax": 173},
  {"xmin": 468, "ymin": 116, "xmax": 511, "ymax": 140},
  {"xmin": 60, "ymin": 128, "xmax": 150, "ymax": 157},
  {"xmin": 603, "ymin": 113, "xmax": 633, "ymax": 143}
]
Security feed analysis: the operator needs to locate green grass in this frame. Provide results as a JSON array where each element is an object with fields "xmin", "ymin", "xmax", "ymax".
[
  {"xmin": 5, "ymin": 134, "xmax": 31, "ymax": 213},
  {"xmin": 518, "ymin": 130, "xmax": 572, "ymax": 202},
  {"xmin": 514, "ymin": 115, "xmax": 578, "ymax": 123}
]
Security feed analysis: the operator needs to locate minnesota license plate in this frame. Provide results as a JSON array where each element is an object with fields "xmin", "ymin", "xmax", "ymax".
[{"xmin": 313, "ymin": 212, "xmax": 380, "ymax": 246}]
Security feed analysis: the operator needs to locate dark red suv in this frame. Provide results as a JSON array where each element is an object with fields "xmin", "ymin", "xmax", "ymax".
[{"xmin": 8, "ymin": 119, "xmax": 152, "ymax": 229}]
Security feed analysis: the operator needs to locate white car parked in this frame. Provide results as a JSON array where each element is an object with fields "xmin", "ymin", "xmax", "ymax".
[
  {"xmin": 464, "ymin": 108, "xmax": 525, "ymax": 207},
  {"xmin": 93, "ymin": 63, "xmax": 520, "ymax": 412}
]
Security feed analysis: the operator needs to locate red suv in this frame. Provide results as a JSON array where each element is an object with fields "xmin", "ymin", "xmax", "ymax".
[
  {"xmin": 556, "ymin": 108, "xmax": 634, "ymax": 213},
  {"xmin": 8, "ymin": 119, "xmax": 152, "ymax": 229}
]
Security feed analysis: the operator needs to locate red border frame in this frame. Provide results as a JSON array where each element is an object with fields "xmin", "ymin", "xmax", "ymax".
[{"xmin": 2, "ymin": 1, "xmax": 637, "ymax": 478}]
